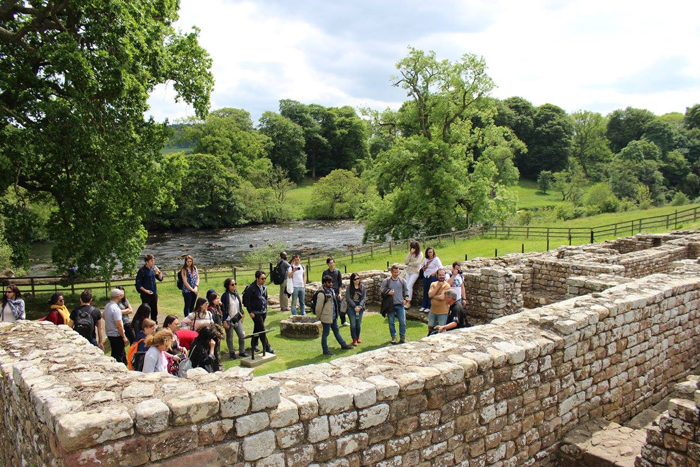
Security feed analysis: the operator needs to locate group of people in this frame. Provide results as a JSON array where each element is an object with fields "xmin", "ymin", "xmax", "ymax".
[{"xmin": 1, "ymin": 241, "xmax": 471, "ymax": 370}]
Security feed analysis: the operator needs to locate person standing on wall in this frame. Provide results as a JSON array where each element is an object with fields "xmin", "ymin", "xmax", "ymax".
[
  {"xmin": 276, "ymin": 252, "xmax": 291, "ymax": 312},
  {"xmin": 428, "ymin": 269, "xmax": 451, "ymax": 335},
  {"xmin": 243, "ymin": 270, "xmax": 274, "ymax": 354},
  {"xmin": 180, "ymin": 255, "xmax": 199, "ymax": 317},
  {"xmin": 135, "ymin": 254, "xmax": 163, "ymax": 322},
  {"xmin": 403, "ymin": 241, "xmax": 423, "ymax": 310},
  {"xmin": 322, "ymin": 258, "xmax": 347, "ymax": 326},
  {"xmin": 288, "ymin": 255, "xmax": 306, "ymax": 316},
  {"xmin": 419, "ymin": 247, "xmax": 443, "ymax": 313},
  {"xmin": 104, "ymin": 288, "xmax": 130, "ymax": 364},
  {"xmin": 222, "ymin": 278, "xmax": 248, "ymax": 359},
  {"xmin": 380, "ymin": 264, "xmax": 410, "ymax": 345}
]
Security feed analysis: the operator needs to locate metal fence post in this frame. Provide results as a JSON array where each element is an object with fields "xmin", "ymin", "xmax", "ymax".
[
  {"xmin": 590, "ymin": 229, "xmax": 594, "ymax": 243},
  {"xmin": 522, "ymin": 243, "xmax": 525, "ymax": 253},
  {"xmin": 675, "ymin": 210, "xmax": 678, "ymax": 229}
]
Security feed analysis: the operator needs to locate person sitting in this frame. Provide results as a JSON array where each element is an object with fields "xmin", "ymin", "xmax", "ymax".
[
  {"xmin": 427, "ymin": 269, "xmax": 450, "ymax": 335},
  {"xmin": 44, "ymin": 292, "xmax": 69, "ymax": 325},
  {"xmin": 175, "ymin": 328, "xmax": 198, "ymax": 351},
  {"xmin": 435, "ymin": 290, "xmax": 469, "ymax": 333},
  {"xmin": 142, "ymin": 329, "xmax": 175, "ymax": 374},
  {"xmin": 189, "ymin": 325, "xmax": 221, "ymax": 373},
  {"xmin": 163, "ymin": 315, "xmax": 188, "ymax": 357},
  {"xmin": 181, "ymin": 297, "xmax": 215, "ymax": 331},
  {"xmin": 131, "ymin": 303, "xmax": 152, "ymax": 336},
  {"xmin": 135, "ymin": 318, "xmax": 157, "ymax": 353}
]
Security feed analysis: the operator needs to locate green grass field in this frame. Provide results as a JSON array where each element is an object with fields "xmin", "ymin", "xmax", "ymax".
[
  {"xmin": 283, "ymin": 179, "xmax": 316, "ymax": 220},
  {"xmin": 511, "ymin": 179, "xmax": 567, "ymax": 210}
]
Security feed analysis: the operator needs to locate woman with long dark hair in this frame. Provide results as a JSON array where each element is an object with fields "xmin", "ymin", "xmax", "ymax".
[
  {"xmin": 419, "ymin": 247, "xmax": 443, "ymax": 313},
  {"xmin": 403, "ymin": 241, "xmax": 423, "ymax": 309},
  {"xmin": 181, "ymin": 297, "xmax": 215, "ymax": 331},
  {"xmin": 2, "ymin": 284, "xmax": 24, "ymax": 322},
  {"xmin": 44, "ymin": 292, "xmax": 69, "ymax": 325},
  {"xmin": 189, "ymin": 325, "xmax": 222, "ymax": 373},
  {"xmin": 131, "ymin": 303, "xmax": 151, "ymax": 336},
  {"xmin": 345, "ymin": 273, "xmax": 367, "ymax": 346},
  {"xmin": 180, "ymin": 255, "xmax": 199, "ymax": 316}
]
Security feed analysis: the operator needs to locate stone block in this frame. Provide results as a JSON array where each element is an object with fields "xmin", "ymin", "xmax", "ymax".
[
  {"xmin": 337, "ymin": 433, "xmax": 369, "ymax": 457},
  {"xmin": 277, "ymin": 422, "xmax": 305, "ymax": 449},
  {"xmin": 55, "ymin": 407, "xmax": 134, "ymax": 452},
  {"xmin": 242, "ymin": 430, "xmax": 276, "ymax": 461},
  {"xmin": 270, "ymin": 397, "xmax": 300, "ymax": 428},
  {"xmin": 329, "ymin": 411, "xmax": 358, "ymax": 436},
  {"xmin": 216, "ymin": 387, "xmax": 250, "ymax": 418},
  {"xmin": 149, "ymin": 425, "xmax": 198, "ymax": 461},
  {"xmin": 244, "ymin": 377, "xmax": 281, "ymax": 411},
  {"xmin": 308, "ymin": 415, "xmax": 330, "ymax": 443},
  {"xmin": 366, "ymin": 375, "xmax": 400, "ymax": 401},
  {"xmin": 358, "ymin": 404, "xmax": 390, "ymax": 429},
  {"xmin": 288, "ymin": 394, "xmax": 319, "ymax": 420},
  {"xmin": 236, "ymin": 412, "xmax": 270, "ymax": 436},
  {"xmin": 61, "ymin": 435, "xmax": 148, "ymax": 467},
  {"xmin": 198, "ymin": 419, "xmax": 234, "ymax": 446},
  {"xmin": 315, "ymin": 384, "xmax": 354, "ymax": 414},
  {"xmin": 166, "ymin": 392, "xmax": 219, "ymax": 426}
]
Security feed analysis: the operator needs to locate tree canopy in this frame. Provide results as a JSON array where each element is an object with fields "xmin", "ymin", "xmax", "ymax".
[{"xmin": 0, "ymin": 0, "xmax": 213, "ymax": 275}]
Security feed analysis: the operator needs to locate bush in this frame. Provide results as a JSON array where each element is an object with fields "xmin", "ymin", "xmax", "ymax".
[
  {"xmin": 585, "ymin": 183, "xmax": 619, "ymax": 213},
  {"xmin": 517, "ymin": 210, "xmax": 534, "ymax": 226},
  {"xmin": 554, "ymin": 203, "xmax": 584, "ymax": 221},
  {"xmin": 537, "ymin": 171, "xmax": 553, "ymax": 194},
  {"xmin": 671, "ymin": 192, "xmax": 689, "ymax": 206}
]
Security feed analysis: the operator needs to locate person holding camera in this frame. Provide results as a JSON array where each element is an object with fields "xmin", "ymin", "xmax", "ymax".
[
  {"xmin": 288, "ymin": 254, "xmax": 306, "ymax": 316},
  {"xmin": 221, "ymin": 277, "xmax": 248, "ymax": 359},
  {"xmin": 446, "ymin": 261, "xmax": 467, "ymax": 308},
  {"xmin": 135, "ymin": 254, "xmax": 163, "ymax": 322}
]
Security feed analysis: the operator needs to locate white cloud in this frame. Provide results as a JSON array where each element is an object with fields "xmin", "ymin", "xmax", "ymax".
[{"xmin": 147, "ymin": 0, "xmax": 700, "ymax": 122}]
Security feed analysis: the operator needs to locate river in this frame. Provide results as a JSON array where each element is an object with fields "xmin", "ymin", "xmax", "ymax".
[{"xmin": 28, "ymin": 219, "xmax": 366, "ymax": 276}]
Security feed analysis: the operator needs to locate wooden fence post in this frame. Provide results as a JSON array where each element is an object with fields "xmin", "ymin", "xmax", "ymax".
[
  {"xmin": 233, "ymin": 267, "xmax": 237, "ymax": 283},
  {"xmin": 30, "ymin": 277, "xmax": 35, "ymax": 297},
  {"xmin": 675, "ymin": 210, "xmax": 678, "ymax": 229}
]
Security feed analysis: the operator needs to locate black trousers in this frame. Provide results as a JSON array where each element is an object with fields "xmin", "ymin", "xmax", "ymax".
[
  {"xmin": 109, "ymin": 336, "xmax": 126, "ymax": 364},
  {"xmin": 250, "ymin": 313, "xmax": 269, "ymax": 350},
  {"xmin": 124, "ymin": 323, "xmax": 136, "ymax": 344},
  {"xmin": 140, "ymin": 293, "xmax": 159, "ymax": 322}
]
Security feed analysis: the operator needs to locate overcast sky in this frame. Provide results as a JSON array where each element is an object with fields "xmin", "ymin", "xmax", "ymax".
[{"xmin": 146, "ymin": 0, "xmax": 700, "ymax": 123}]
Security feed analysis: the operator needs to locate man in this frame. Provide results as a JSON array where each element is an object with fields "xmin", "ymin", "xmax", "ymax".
[
  {"xmin": 436, "ymin": 289, "xmax": 469, "ymax": 333},
  {"xmin": 446, "ymin": 261, "xmax": 467, "ymax": 308},
  {"xmin": 243, "ymin": 270, "xmax": 274, "ymax": 354},
  {"xmin": 135, "ymin": 254, "xmax": 163, "ymax": 322},
  {"xmin": 104, "ymin": 288, "xmax": 130, "ymax": 364},
  {"xmin": 222, "ymin": 277, "xmax": 248, "ymax": 359},
  {"xmin": 428, "ymin": 269, "xmax": 451, "ymax": 335},
  {"xmin": 322, "ymin": 258, "xmax": 347, "ymax": 326},
  {"xmin": 287, "ymin": 255, "xmax": 306, "ymax": 316},
  {"xmin": 277, "ymin": 252, "xmax": 291, "ymax": 312},
  {"xmin": 379, "ymin": 264, "xmax": 410, "ymax": 344},
  {"xmin": 69, "ymin": 289, "xmax": 105, "ymax": 349},
  {"xmin": 315, "ymin": 275, "xmax": 353, "ymax": 355}
]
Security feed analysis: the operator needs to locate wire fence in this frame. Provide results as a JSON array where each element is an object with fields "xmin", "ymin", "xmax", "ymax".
[{"xmin": 4, "ymin": 205, "xmax": 699, "ymax": 300}]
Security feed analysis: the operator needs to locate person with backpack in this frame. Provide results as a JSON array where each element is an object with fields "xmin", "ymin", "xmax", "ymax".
[
  {"xmin": 179, "ymin": 255, "xmax": 199, "ymax": 317},
  {"xmin": 287, "ymin": 255, "xmax": 306, "ymax": 316},
  {"xmin": 380, "ymin": 264, "xmax": 410, "ymax": 345},
  {"xmin": 242, "ymin": 270, "xmax": 274, "ymax": 354},
  {"xmin": 142, "ymin": 329, "xmax": 175, "ymax": 374},
  {"xmin": 135, "ymin": 254, "xmax": 163, "ymax": 322},
  {"xmin": 273, "ymin": 252, "xmax": 291, "ymax": 312},
  {"xmin": 322, "ymin": 258, "xmax": 347, "ymax": 326},
  {"xmin": 222, "ymin": 278, "xmax": 248, "ymax": 359},
  {"xmin": 69, "ymin": 290, "xmax": 105, "ymax": 349},
  {"xmin": 181, "ymin": 297, "xmax": 215, "ymax": 331},
  {"xmin": 44, "ymin": 292, "xmax": 69, "ymax": 325},
  {"xmin": 316, "ymin": 275, "xmax": 354, "ymax": 356},
  {"xmin": 128, "ymin": 318, "xmax": 156, "ymax": 371},
  {"xmin": 104, "ymin": 288, "xmax": 130, "ymax": 364}
]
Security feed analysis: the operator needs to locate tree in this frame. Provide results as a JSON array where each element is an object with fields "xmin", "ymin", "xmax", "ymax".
[
  {"xmin": 307, "ymin": 169, "xmax": 366, "ymax": 219},
  {"xmin": 570, "ymin": 110, "xmax": 612, "ymax": 180},
  {"xmin": 606, "ymin": 107, "xmax": 655, "ymax": 153},
  {"xmin": 0, "ymin": 1, "xmax": 213, "ymax": 276},
  {"xmin": 280, "ymin": 100, "xmax": 328, "ymax": 178},
  {"xmin": 522, "ymin": 104, "xmax": 573, "ymax": 178},
  {"xmin": 494, "ymin": 97, "xmax": 535, "ymax": 173},
  {"xmin": 552, "ymin": 161, "xmax": 586, "ymax": 204},
  {"xmin": 537, "ymin": 171, "xmax": 553, "ymax": 194},
  {"xmin": 608, "ymin": 142, "xmax": 666, "ymax": 204},
  {"xmin": 685, "ymin": 104, "xmax": 700, "ymax": 130},
  {"xmin": 617, "ymin": 140, "xmax": 661, "ymax": 163},
  {"xmin": 258, "ymin": 112, "xmax": 307, "ymax": 182}
]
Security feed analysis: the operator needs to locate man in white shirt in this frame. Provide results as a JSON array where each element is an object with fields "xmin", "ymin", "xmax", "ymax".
[{"xmin": 287, "ymin": 254, "xmax": 307, "ymax": 315}]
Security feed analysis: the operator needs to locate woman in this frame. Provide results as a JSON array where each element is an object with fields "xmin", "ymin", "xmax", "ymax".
[
  {"xmin": 131, "ymin": 303, "xmax": 151, "ymax": 336},
  {"xmin": 180, "ymin": 255, "xmax": 199, "ymax": 317},
  {"xmin": 345, "ymin": 273, "xmax": 366, "ymax": 346},
  {"xmin": 189, "ymin": 325, "xmax": 220, "ymax": 373},
  {"xmin": 403, "ymin": 241, "xmax": 423, "ymax": 310},
  {"xmin": 181, "ymin": 297, "xmax": 215, "ymax": 331},
  {"xmin": 142, "ymin": 329, "xmax": 175, "ymax": 374},
  {"xmin": 2, "ymin": 284, "xmax": 25, "ymax": 322},
  {"xmin": 207, "ymin": 291, "xmax": 224, "ymax": 326},
  {"xmin": 163, "ymin": 315, "xmax": 188, "ymax": 357},
  {"xmin": 44, "ymin": 292, "xmax": 69, "ymax": 325},
  {"xmin": 420, "ymin": 247, "xmax": 443, "ymax": 313},
  {"xmin": 135, "ymin": 318, "xmax": 157, "ymax": 352},
  {"xmin": 115, "ymin": 286, "xmax": 135, "ymax": 343}
]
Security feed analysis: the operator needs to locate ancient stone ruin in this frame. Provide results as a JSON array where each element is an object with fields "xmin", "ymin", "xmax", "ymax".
[
  {"xmin": 280, "ymin": 315, "xmax": 323, "ymax": 339},
  {"xmin": 2, "ymin": 230, "xmax": 700, "ymax": 466}
]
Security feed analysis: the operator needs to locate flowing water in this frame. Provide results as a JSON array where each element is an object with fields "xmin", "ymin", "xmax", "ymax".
[{"xmin": 28, "ymin": 219, "xmax": 365, "ymax": 276}]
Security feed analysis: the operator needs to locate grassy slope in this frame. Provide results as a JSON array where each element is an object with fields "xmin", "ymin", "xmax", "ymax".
[{"xmin": 511, "ymin": 179, "xmax": 567, "ymax": 210}]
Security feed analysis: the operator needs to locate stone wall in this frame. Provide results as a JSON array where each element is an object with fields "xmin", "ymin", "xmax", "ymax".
[
  {"xmin": 2, "ymin": 264, "xmax": 700, "ymax": 466},
  {"xmin": 464, "ymin": 268, "xmax": 523, "ymax": 320}
]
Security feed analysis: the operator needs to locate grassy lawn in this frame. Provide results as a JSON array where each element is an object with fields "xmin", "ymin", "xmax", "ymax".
[
  {"xmin": 283, "ymin": 179, "xmax": 316, "ymax": 220},
  {"xmin": 511, "ymin": 179, "xmax": 567, "ymax": 210}
]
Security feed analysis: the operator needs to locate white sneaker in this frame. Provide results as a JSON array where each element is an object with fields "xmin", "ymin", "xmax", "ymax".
[
  {"xmin": 419, "ymin": 307, "xmax": 425, "ymax": 312},
  {"xmin": 424, "ymin": 308, "xmax": 430, "ymax": 314}
]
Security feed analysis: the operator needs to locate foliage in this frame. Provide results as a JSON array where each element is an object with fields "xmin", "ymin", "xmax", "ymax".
[
  {"xmin": 537, "ymin": 171, "xmax": 553, "ymax": 194},
  {"xmin": 686, "ymin": 104, "xmax": 700, "ymax": 130},
  {"xmin": 494, "ymin": 97, "xmax": 535, "ymax": 171},
  {"xmin": 636, "ymin": 185, "xmax": 653, "ymax": 209},
  {"xmin": 606, "ymin": 107, "xmax": 656, "ymax": 153},
  {"xmin": 519, "ymin": 104, "xmax": 573, "ymax": 178},
  {"xmin": 671, "ymin": 192, "xmax": 689, "ymax": 206},
  {"xmin": 553, "ymin": 161, "xmax": 587, "ymax": 204},
  {"xmin": 570, "ymin": 110, "xmax": 612, "ymax": 181},
  {"xmin": 0, "ymin": 0, "xmax": 213, "ymax": 277},
  {"xmin": 585, "ymin": 183, "xmax": 619, "ymax": 214},
  {"xmin": 307, "ymin": 170, "xmax": 366, "ymax": 219},
  {"xmin": 258, "ymin": 112, "xmax": 307, "ymax": 182},
  {"xmin": 244, "ymin": 241, "xmax": 290, "ymax": 269},
  {"xmin": 554, "ymin": 203, "xmax": 584, "ymax": 221}
]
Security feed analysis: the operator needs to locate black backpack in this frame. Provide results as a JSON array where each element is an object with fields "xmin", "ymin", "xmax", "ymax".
[
  {"xmin": 270, "ymin": 261, "xmax": 284, "ymax": 285},
  {"xmin": 131, "ymin": 350, "xmax": 146, "ymax": 372},
  {"xmin": 74, "ymin": 306, "xmax": 94, "ymax": 338},
  {"xmin": 310, "ymin": 290, "xmax": 326, "ymax": 315},
  {"xmin": 176, "ymin": 270, "xmax": 184, "ymax": 290},
  {"xmin": 242, "ymin": 285, "xmax": 250, "ymax": 310}
]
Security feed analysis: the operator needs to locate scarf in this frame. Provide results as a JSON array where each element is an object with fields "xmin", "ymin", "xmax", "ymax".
[
  {"xmin": 51, "ymin": 304, "xmax": 70, "ymax": 324},
  {"xmin": 4, "ymin": 298, "xmax": 25, "ymax": 320}
]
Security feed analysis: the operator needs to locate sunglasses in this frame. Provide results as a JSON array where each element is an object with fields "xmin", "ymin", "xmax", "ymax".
[{"xmin": 229, "ymin": 283, "xmax": 236, "ymax": 286}]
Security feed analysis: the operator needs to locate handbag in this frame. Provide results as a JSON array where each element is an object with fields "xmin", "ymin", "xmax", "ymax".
[
  {"xmin": 340, "ymin": 300, "xmax": 348, "ymax": 314},
  {"xmin": 178, "ymin": 345, "xmax": 195, "ymax": 377},
  {"xmin": 286, "ymin": 276, "xmax": 294, "ymax": 295}
]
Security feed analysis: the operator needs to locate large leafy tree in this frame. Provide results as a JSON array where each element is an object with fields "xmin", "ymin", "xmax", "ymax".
[
  {"xmin": 360, "ymin": 48, "xmax": 517, "ymax": 241},
  {"xmin": 0, "ymin": 0, "xmax": 213, "ymax": 276},
  {"xmin": 523, "ymin": 104, "xmax": 573, "ymax": 178},
  {"xmin": 570, "ymin": 110, "xmax": 612, "ymax": 181},
  {"xmin": 606, "ymin": 107, "xmax": 656, "ymax": 153},
  {"xmin": 494, "ymin": 96, "xmax": 535, "ymax": 172},
  {"xmin": 258, "ymin": 111, "xmax": 307, "ymax": 182}
]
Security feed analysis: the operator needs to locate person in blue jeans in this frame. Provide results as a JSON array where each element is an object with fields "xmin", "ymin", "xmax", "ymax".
[
  {"xmin": 316, "ymin": 276, "xmax": 353, "ymax": 356},
  {"xmin": 345, "ymin": 273, "xmax": 366, "ymax": 346},
  {"xmin": 288, "ymin": 254, "xmax": 306, "ymax": 315},
  {"xmin": 180, "ymin": 255, "xmax": 199, "ymax": 316},
  {"xmin": 380, "ymin": 264, "xmax": 409, "ymax": 344},
  {"xmin": 419, "ymin": 247, "xmax": 443, "ymax": 313}
]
